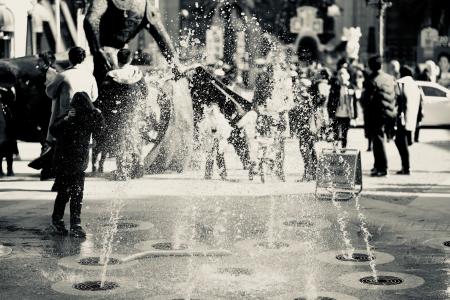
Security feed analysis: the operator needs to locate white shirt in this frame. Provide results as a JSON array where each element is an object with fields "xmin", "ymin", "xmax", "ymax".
[
  {"xmin": 396, "ymin": 76, "xmax": 421, "ymax": 131},
  {"xmin": 45, "ymin": 65, "xmax": 98, "ymax": 141}
]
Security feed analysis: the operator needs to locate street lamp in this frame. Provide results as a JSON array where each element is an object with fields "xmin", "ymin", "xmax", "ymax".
[{"xmin": 367, "ymin": 0, "xmax": 392, "ymax": 59}]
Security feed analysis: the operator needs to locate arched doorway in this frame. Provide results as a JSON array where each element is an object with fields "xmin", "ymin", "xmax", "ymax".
[
  {"xmin": 0, "ymin": 5, "xmax": 14, "ymax": 58},
  {"xmin": 297, "ymin": 36, "xmax": 319, "ymax": 65}
]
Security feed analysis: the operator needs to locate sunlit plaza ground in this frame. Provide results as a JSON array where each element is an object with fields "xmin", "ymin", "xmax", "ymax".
[{"xmin": 0, "ymin": 128, "xmax": 449, "ymax": 299}]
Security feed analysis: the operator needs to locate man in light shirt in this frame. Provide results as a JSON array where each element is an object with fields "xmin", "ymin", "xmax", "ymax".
[
  {"xmin": 45, "ymin": 47, "xmax": 98, "ymax": 144},
  {"xmin": 394, "ymin": 66, "xmax": 421, "ymax": 175}
]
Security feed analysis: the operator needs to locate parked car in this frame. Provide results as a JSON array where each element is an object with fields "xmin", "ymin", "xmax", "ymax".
[{"xmin": 416, "ymin": 81, "xmax": 450, "ymax": 127}]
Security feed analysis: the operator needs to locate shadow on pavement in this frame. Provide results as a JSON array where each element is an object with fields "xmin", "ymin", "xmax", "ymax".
[
  {"xmin": 425, "ymin": 140, "xmax": 450, "ymax": 152},
  {"xmin": 0, "ymin": 188, "xmax": 51, "ymax": 193}
]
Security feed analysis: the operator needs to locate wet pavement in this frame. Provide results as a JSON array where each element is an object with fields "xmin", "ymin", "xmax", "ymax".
[{"xmin": 0, "ymin": 128, "xmax": 449, "ymax": 300}]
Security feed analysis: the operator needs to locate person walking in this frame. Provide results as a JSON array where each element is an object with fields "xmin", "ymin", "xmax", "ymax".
[
  {"xmin": 328, "ymin": 67, "xmax": 357, "ymax": 148},
  {"xmin": 394, "ymin": 66, "xmax": 421, "ymax": 175},
  {"xmin": 363, "ymin": 56, "xmax": 397, "ymax": 177},
  {"xmin": 50, "ymin": 92, "xmax": 104, "ymax": 237}
]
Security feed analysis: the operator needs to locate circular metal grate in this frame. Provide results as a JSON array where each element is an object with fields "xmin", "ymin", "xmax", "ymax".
[
  {"xmin": 116, "ymin": 222, "xmax": 139, "ymax": 229},
  {"xmin": 442, "ymin": 241, "xmax": 450, "ymax": 247},
  {"xmin": 359, "ymin": 275, "xmax": 403, "ymax": 286},
  {"xmin": 152, "ymin": 242, "xmax": 188, "ymax": 251},
  {"xmin": 0, "ymin": 246, "xmax": 12, "ymax": 256},
  {"xmin": 294, "ymin": 297, "xmax": 336, "ymax": 300},
  {"xmin": 283, "ymin": 220, "xmax": 314, "ymax": 227},
  {"xmin": 78, "ymin": 257, "xmax": 120, "ymax": 266},
  {"xmin": 102, "ymin": 222, "xmax": 139, "ymax": 229},
  {"xmin": 72, "ymin": 281, "xmax": 119, "ymax": 291},
  {"xmin": 336, "ymin": 253, "xmax": 374, "ymax": 262},
  {"xmin": 218, "ymin": 267, "xmax": 253, "ymax": 276},
  {"xmin": 256, "ymin": 241, "xmax": 290, "ymax": 249}
]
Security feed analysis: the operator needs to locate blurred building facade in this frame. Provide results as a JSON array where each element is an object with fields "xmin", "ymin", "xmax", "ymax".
[
  {"xmin": 385, "ymin": 0, "xmax": 450, "ymax": 64},
  {"xmin": 0, "ymin": 0, "xmax": 448, "ymax": 67}
]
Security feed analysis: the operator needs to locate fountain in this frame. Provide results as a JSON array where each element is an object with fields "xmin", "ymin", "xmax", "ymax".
[{"xmin": 33, "ymin": 1, "xmax": 429, "ymax": 300}]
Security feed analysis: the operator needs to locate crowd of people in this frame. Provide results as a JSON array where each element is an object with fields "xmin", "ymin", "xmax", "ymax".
[
  {"xmin": 200, "ymin": 48, "xmax": 448, "ymax": 182},
  {"xmin": 1, "ymin": 43, "xmax": 448, "ymax": 236}
]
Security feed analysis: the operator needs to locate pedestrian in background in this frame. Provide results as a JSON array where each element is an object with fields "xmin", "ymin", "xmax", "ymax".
[
  {"xmin": 363, "ymin": 55, "xmax": 397, "ymax": 177},
  {"xmin": 328, "ymin": 67, "xmax": 357, "ymax": 148},
  {"xmin": 0, "ymin": 86, "xmax": 17, "ymax": 177},
  {"xmin": 50, "ymin": 92, "xmax": 104, "ymax": 237},
  {"xmin": 437, "ymin": 52, "xmax": 450, "ymax": 88},
  {"xmin": 413, "ymin": 61, "xmax": 438, "ymax": 143},
  {"xmin": 388, "ymin": 60, "xmax": 401, "ymax": 80},
  {"xmin": 394, "ymin": 66, "xmax": 421, "ymax": 175},
  {"xmin": 353, "ymin": 68, "xmax": 371, "ymax": 151}
]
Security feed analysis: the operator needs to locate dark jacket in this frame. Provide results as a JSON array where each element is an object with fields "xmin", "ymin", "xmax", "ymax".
[
  {"xmin": 362, "ymin": 70, "xmax": 397, "ymax": 126},
  {"xmin": 50, "ymin": 109, "xmax": 104, "ymax": 175},
  {"xmin": 327, "ymin": 78, "xmax": 358, "ymax": 120},
  {"xmin": 95, "ymin": 65, "xmax": 148, "ymax": 152}
]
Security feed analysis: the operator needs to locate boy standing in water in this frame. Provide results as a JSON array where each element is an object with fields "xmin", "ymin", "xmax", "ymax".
[{"xmin": 50, "ymin": 92, "xmax": 104, "ymax": 237}]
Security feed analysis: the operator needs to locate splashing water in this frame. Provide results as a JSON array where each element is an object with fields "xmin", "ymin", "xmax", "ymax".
[
  {"xmin": 355, "ymin": 194, "xmax": 378, "ymax": 281},
  {"xmin": 172, "ymin": 208, "xmax": 185, "ymax": 251},
  {"xmin": 266, "ymin": 195, "xmax": 278, "ymax": 248},
  {"xmin": 335, "ymin": 153, "xmax": 378, "ymax": 277},
  {"xmin": 301, "ymin": 195, "xmax": 322, "ymax": 300},
  {"xmin": 99, "ymin": 181, "xmax": 127, "ymax": 287},
  {"xmin": 321, "ymin": 154, "xmax": 355, "ymax": 257},
  {"xmin": 184, "ymin": 204, "xmax": 198, "ymax": 299},
  {"xmin": 213, "ymin": 205, "xmax": 229, "ymax": 250},
  {"xmin": 99, "ymin": 77, "xmax": 152, "ymax": 287},
  {"xmin": 331, "ymin": 192, "xmax": 355, "ymax": 258}
]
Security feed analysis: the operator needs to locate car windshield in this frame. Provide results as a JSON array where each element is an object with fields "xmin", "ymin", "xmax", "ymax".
[{"xmin": 420, "ymin": 85, "xmax": 447, "ymax": 98}]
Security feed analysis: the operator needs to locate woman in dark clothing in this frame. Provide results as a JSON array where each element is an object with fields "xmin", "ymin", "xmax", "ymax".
[
  {"xmin": 327, "ymin": 67, "xmax": 357, "ymax": 148},
  {"xmin": 0, "ymin": 86, "xmax": 18, "ymax": 176},
  {"xmin": 50, "ymin": 92, "xmax": 104, "ymax": 237}
]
